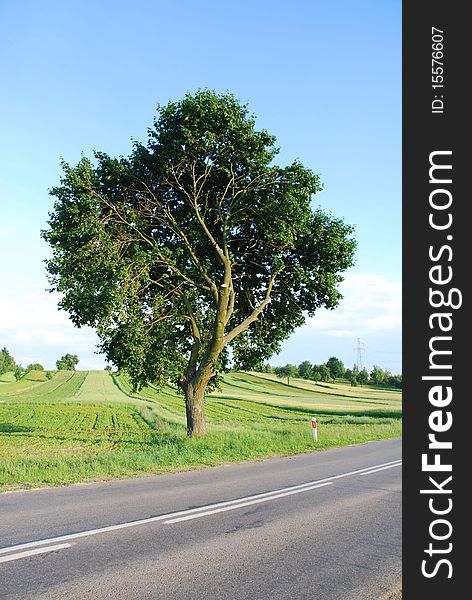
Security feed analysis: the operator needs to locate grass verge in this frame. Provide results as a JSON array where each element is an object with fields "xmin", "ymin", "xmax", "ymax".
[{"xmin": 0, "ymin": 371, "xmax": 402, "ymax": 492}]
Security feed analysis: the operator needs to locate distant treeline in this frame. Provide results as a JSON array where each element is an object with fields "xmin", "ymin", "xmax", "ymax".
[
  {"xmin": 0, "ymin": 346, "xmax": 78, "ymax": 381},
  {"xmin": 0, "ymin": 347, "xmax": 45, "ymax": 381},
  {"xmin": 1, "ymin": 345, "xmax": 401, "ymax": 389},
  {"xmin": 260, "ymin": 357, "xmax": 402, "ymax": 389}
]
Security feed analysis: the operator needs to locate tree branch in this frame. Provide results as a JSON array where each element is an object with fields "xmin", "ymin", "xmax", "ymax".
[{"xmin": 223, "ymin": 272, "xmax": 278, "ymax": 345}]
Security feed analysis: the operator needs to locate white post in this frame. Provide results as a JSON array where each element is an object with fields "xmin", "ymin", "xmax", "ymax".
[{"xmin": 312, "ymin": 416, "xmax": 318, "ymax": 442}]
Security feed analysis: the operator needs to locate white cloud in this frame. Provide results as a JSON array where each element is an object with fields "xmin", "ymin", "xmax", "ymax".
[
  {"xmin": 0, "ymin": 285, "xmax": 105, "ymax": 369},
  {"xmin": 304, "ymin": 273, "xmax": 402, "ymax": 336},
  {"xmin": 273, "ymin": 273, "xmax": 402, "ymax": 371}
]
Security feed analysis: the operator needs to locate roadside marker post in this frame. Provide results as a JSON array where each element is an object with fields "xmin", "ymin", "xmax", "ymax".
[{"xmin": 312, "ymin": 417, "xmax": 318, "ymax": 442}]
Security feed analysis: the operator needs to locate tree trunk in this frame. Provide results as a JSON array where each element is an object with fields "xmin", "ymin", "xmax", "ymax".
[
  {"xmin": 184, "ymin": 384, "xmax": 207, "ymax": 436},
  {"xmin": 182, "ymin": 323, "xmax": 223, "ymax": 436}
]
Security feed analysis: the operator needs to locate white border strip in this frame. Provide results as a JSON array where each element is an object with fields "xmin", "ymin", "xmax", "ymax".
[
  {"xmin": 360, "ymin": 463, "xmax": 402, "ymax": 476},
  {"xmin": 165, "ymin": 482, "xmax": 333, "ymax": 524},
  {"xmin": 0, "ymin": 543, "xmax": 72, "ymax": 564}
]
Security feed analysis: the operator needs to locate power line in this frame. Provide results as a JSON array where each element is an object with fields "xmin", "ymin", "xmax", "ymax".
[{"xmin": 354, "ymin": 338, "xmax": 365, "ymax": 371}]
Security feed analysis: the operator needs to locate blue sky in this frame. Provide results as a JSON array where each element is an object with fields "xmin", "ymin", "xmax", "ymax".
[{"xmin": 0, "ymin": 0, "xmax": 401, "ymax": 372}]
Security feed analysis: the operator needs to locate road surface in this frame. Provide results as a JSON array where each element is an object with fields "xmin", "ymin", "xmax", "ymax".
[{"xmin": 0, "ymin": 438, "xmax": 401, "ymax": 599}]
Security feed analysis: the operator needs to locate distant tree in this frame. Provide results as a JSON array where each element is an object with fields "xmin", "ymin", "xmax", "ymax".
[
  {"xmin": 358, "ymin": 368, "xmax": 369, "ymax": 385},
  {"xmin": 45, "ymin": 371, "xmax": 54, "ymax": 380},
  {"xmin": 312, "ymin": 363, "xmax": 331, "ymax": 382},
  {"xmin": 387, "ymin": 373, "xmax": 402, "ymax": 388},
  {"xmin": 383, "ymin": 369, "xmax": 392, "ymax": 386},
  {"xmin": 42, "ymin": 90, "xmax": 356, "ymax": 436},
  {"xmin": 370, "ymin": 365, "xmax": 386, "ymax": 386},
  {"xmin": 26, "ymin": 363, "xmax": 44, "ymax": 372},
  {"xmin": 104, "ymin": 365, "xmax": 112, "ymax": 371},
  {"xmin": 263, "ymin": 364, "xmax": 272, "ymax": 373},
  {"xmin": 274, "ymin": 364, "xmax": 298, "ymax": 385},
  {"xmin": 14, "ymin": 366, "xmax": 25, "ymax": 381},
  {"xmin": 345, "ymin": 365, "xmax": 359, "ymax": 386},
  {"xmin": 0, "ymin": 347, "xmax": 16, "ymax": 375},
  {"xmin": 298, "ymin": 360, "xmax": 313, "ymax": 379},
  {"xmin": 373, "ymin": 370, "xmax": 402, "ymax": 389},
  {"xmin": 56, "ymin": 354, "xmax": 79, "ymax": 371},
  {"xmin": 326, "ymin": 356, "xmax": 345, "ymax": 379},
  {"xmin": 395, "ymin": 374, "xmax": 402, "ymax": 388}
]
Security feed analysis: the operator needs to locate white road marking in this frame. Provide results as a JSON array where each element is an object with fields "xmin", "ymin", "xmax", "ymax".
[
  {"xmin": 0, "ymin": 543, "xmax": 72, "ymax": 564},
  {"xmin": 360, "ymin": 462, "xmax": 402, "ymax": 476},
  {"xmin": 164, "ymin": 482, "xmax": 333, "ymax": 524},
  {"xmin": 166, "ymin": 460, "xmax": 402, "ymax": 524},
  {"xmin": 0, "ymin": 458, "xmax": 402, "ymax": 558}
]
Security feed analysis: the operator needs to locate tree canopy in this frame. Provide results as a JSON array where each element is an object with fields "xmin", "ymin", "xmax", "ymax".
[
  {"xmin": 42, "ymin": 90, "xmax": 356, "ymax": 435},
  {"xmin": 274, "ymin": 364, "xmax": 299, "ymax": 385},
  {"xmin": 56, "ymin": 354, "xmax": 79, "ymax": 371},
  {"xmin": 312, "ymin": 363, "xmax": 331, "ymax": 382},
  {"xmin": 298, "ymin": 360, "xmax": 313, "ymax": 379},
  {"xmin": 26, "ymin": 363, "xmax": 44, "ymax": 372},
  {"xmin": 0, "ymin": 347, "xmax": 16, "ymax": 374},
  {"xmin": 14, "ymin": 366, "xmax": 25, "ymax": 381},
  {"xmin": 326, "ymin": 356, "xmax": 345, "ymax": 379}
]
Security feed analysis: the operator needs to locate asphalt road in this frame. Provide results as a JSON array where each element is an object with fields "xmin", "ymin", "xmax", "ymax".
[{"xmin": 0, "ymin": 438, "xmax": 401, "ymax": 600}]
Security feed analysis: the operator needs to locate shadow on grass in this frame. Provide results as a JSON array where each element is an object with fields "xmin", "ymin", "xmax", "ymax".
[
  {"xmin": 204, "ymin": 396, "xmax": 402, "ymax": 420},
  {"xmin": 249, "ymin": 400, "xmax": 403, "ymax": 420},
  {"xmin": 0, "ymin": 423, "xmax": 32, "ymax": 433}
]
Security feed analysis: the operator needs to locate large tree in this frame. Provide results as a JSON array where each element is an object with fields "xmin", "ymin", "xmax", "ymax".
[
  {"xmin": 43, "ymin": 90, "xmax": 356, "ymax": 436},
  {"xmin": 56, "ymin": 354, "xmax": 79, "ymax": 371}
]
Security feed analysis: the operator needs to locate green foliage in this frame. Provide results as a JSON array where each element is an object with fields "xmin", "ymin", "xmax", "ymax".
[
  {"xmin": 358, "ymin": 368, "xmax": 370, "ymax": 385},
  {"xmin": 56, "ymin": 354, "xmax": 79, "ymax": 371},
  {"xmin": 46, "ymin": 371, "xmax": 54, "ymax": 380},
  {"xmin": 312, "ymin": 363, "xmax": 331, "ymax": 382},
  {"xmin": 0, "ymin": 347, "xmax": 16, "ymax": 375},
  {"xmin": 345, "ymin": 368, "xmax": 354, "ymax": 380},
  {"xmin": 26, "ymin": 363, "xmax": 44, "ymax": 372},
  {"xmin": 14, "ymin": 366, "xmax": 25, "ymax": 381},
  {"xmin": 274, "ymin": 364, "xmax": 299, "ymax": 385},
  {"xmin": 369, "ymin": 365, "xmax": 402, "ymax": 389},
  {"xmin": 326, "ymin": 356, "xmax": 345, "ymax": 379},
  {"xmin": 369, "ymin": 365, "xmax": 386, "ymax": 385},
  {"xmin": 42, "ymin": 90, "xmax": 356, "ymax": 406},
  {"xmin": 387, "ymin": 373, "xmax": 402, "ymax": 388},
  {"xmin": 298, "ymin": 360, "xmax": 313, "ymax": 379},
  {"xmin": 264, "ymin": 360, "xmax": 401, "ymax": 389}
]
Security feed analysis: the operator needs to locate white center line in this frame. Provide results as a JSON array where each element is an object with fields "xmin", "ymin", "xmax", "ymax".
[
  {"xmin": 0, "ymin": 458, "xmax": 402, "ymax": 558},
  {"xmin": 360, "ymin": 463, "xmax": 402, "ymax": 476},
  {"xmin": 164, "ymin": 482, "xmax": 333, "ymax": 524},
  {"xmin": 0, "ymin": 543, "xmax": 72, "ymax": 564}
]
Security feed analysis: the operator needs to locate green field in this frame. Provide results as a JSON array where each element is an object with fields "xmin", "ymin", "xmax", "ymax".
[{"xmin": 0, "ymin": 370, "xmax": 402, "ymax": 492}]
